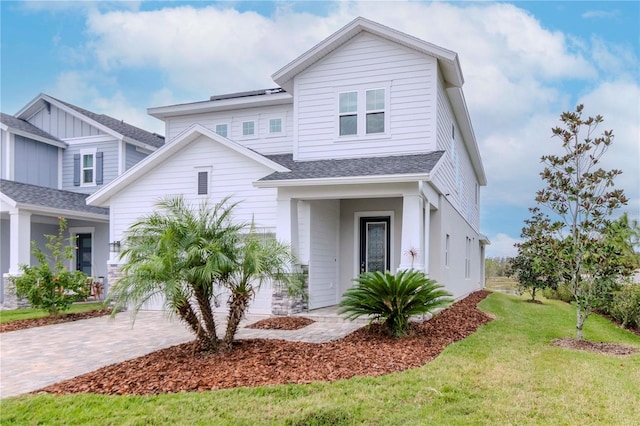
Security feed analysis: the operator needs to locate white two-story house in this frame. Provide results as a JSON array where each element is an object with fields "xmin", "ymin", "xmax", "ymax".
[
  {"xmin": 88, "ymin": 17, "xmax": 489, "ymax": 314},
  {"xmin": 0, "ymin": 94, "xmax": 164, "ymax": 306}
]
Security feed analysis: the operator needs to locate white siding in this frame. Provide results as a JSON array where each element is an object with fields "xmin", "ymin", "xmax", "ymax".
[
  {"xmin": 295, "ymin": 32, "xmax": 438, "ymax": 160},
  {"xmin": 62, "ymin": 140, "xmax": 119, "ymax": 193},
  {"xmin": 308, "ymin": 200, "xmax": 339, "ymax": 309},
  {"xmin": 165, "ymin": 105, "xmax": 293, "ymax": 155},
  {"xmin": 433, "ymin": 75, "xmax": 480, "ymax": 231},
  {"xmin": 28, "ymin": 105, "xmax": 103, "ymax": 139},
  {"xmin": 109, "ymin": 134, "xmax": 278, "ymax": 243}
]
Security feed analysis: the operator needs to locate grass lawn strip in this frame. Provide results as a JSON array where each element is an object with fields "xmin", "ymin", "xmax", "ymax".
[{"xmin": 0, "ymin": 303, "xmax": 108, "ymax": 332}]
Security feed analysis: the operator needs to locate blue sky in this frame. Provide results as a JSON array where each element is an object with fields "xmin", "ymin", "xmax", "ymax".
[{"xmin": 1, "ymin": 1, "xmax": 638, "ymax": 257}]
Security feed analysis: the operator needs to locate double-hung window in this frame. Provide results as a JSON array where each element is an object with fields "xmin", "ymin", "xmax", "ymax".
[
  {"xmin": 339, "ymin": 92, "xmax": 358, "ymax": 136},
  {"xmin": 82, "ymin": 153, "xmax": 94, "ymax": 185},
  {"xmin": 365, "ymin": 89, "xmax": 385, "ymax": 134}
]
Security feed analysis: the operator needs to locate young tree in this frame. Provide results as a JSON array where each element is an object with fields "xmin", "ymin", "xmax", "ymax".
[
  {"xmin": 11, "ymin": 218, "xmax": 89, "ymax": 317},
  {"xmin": 535, "ymin": 105, "xmax": 629, "ymax": 340},
  {"xmin": 108, "ymin": 196, "xmax": 297, "ymax": 352}
]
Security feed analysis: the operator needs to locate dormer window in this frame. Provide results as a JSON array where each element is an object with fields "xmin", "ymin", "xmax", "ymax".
[{"xmin": 339, "ymin": 92, "xmax": 358, "ymax": 136}]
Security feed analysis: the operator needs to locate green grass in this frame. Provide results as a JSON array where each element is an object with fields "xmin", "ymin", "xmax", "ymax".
[
  {"xmin": 2, "ymin": 293, "xmax": 639, "ymax": 425},
  {"xmin": 0, "ymin": 302, "xmax": 105, "ymax": 323}
]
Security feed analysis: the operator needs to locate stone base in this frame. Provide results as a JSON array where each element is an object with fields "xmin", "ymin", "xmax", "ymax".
[
  {"xmin": 2, "ymin": 274, "xmax": 29, "ymax": 309},
  {"xmin": 271, "ymin": 264, "xmax": 308, "ymax": 315}
]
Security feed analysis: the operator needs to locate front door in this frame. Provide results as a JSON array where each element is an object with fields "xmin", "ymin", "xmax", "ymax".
[
  {"xmin": 359, "ymin": 216, "xmax": 391, "ymax": 274},
  {"xmin": 76, "ymin": 233, "xmax": 92, "ymax": 276}
]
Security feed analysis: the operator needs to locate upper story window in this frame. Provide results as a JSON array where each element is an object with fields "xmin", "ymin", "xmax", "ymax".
[
  {"xmin": 195, "ymin": 166, "xmax": 211, "ymax": 195},
  {"xmin": 339, "ymin": 91, "xmax": 358, "ymax": 136},
  {"xmin": 269, "ymin": 118, "xmax": 282, "ymax": 134},
  {"xmin": 215, "ymin": 124, "xmax": 228, "ymax": 138},
  {"xmin": 365, "ymin": 89, "xmax": 385, "ymax": 134},
  {"xmin": 73, "ymin": 148, "xmax": 102, "ymax": 187},
  {"xmin": 82, "ymin": 153, "xmax": 94, "ymax": 185},
  {"xmin": 242, "ymin": 121, "xmax": 255, "ymax": 136}
]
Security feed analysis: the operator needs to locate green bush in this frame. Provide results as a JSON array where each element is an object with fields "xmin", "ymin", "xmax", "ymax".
[
  {"xmin": 338, "ymin": 269, "xmax": 453, "ymax": 337},
  {"xmin": 610, "ymin": 284, "xmax": 640, "ymax": 330},
  {"xmin": 542, "ymin": 283, "xmax": 573, "ymax": 303},
  {"xmin": 10, "ymin": 218, "xmax": 89, "ymax": 317}
]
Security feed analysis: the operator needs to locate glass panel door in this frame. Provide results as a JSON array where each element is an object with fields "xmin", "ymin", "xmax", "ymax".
[
  {"xmin": 76, "ymin": 233, "xmax": 92, "ymax": 276},
  {"xmin": 359, "ymin": 217, "xmax": 391, "ymax": 274}
]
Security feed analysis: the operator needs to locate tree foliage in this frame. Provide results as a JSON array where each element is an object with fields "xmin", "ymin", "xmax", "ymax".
[
  {"xmin": 338, "ymin": 269, "xmax": 453, "ymax": 337},
  {"xmin": 11, "ymin": 218, "xmax": 89, "ymax": 317},
  {"xmin": 108, "ymin": 196, "xmax": 298, "ymax": 352},
  {"xmin": 530, "ymin": 105, "xmax": 632, "ymax": 339}
]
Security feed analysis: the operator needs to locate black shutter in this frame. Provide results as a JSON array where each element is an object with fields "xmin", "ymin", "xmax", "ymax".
[
  {"xmin": 197, "ymin": 171, "xmax": 208, "ymax": 195},
  {"xmin": 73, "ymin": 154, "xmax": 80, "ymax": 186},
  {"xmin": 96, "ymin": 152, "xmax": 104, "ymax": 185}
]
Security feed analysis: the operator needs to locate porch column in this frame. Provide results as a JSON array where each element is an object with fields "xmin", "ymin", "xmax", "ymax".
[
  {"xmin": 398, "ymin": 194, "xmax": 425, "ymax": 271},
  {"xmin": 423, "ymin": 200, "xmax": 431, "ymax": 275},
  {"xmin": 276, "ymin": 197, "xmax": 299, "ymax": 256},
  {"xmin": 9, "ymin": 210, "xmax": 31, "ymax": 274}
]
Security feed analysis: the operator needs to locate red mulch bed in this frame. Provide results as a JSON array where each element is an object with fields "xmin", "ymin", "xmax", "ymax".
[
  {"xmin": 551, "ymin": 338, "xmax": 640, "ymax": 356},
  {"xmin": 246, "ymin": 316, "xmax": 315, "ymax": 330},
  {"xmin": 0, "ymin": 309, "xmax": 110, "ymax": 333},
  {"xmin": 37, "ymin": 290, "xmax": 493, "ymax": 395}
]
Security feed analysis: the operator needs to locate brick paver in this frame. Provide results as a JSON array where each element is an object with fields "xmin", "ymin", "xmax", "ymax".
[{"xmin": 0, "ymin": 311, "xmax": 362, "ymax": 398}]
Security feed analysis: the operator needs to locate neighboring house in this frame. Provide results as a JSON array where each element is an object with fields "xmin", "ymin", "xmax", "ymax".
[
  {"xmin": 88, "ymin": 17, "xmax": 489, "ymax": 314},
  {"xmin": 0, "ymin": 94, "xmax": 165, "ymax": 307}
]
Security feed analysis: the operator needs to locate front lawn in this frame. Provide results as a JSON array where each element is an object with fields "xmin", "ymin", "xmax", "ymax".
[
  {"xmin": 2, "ymin": 293, "xmax": 639, "ymax": 425},
  {"xmin": 0, "ymin": 302, "xmax": 105, "ymax": 324}
]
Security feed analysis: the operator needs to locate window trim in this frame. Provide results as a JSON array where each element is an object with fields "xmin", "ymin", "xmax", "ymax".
[
  {"xmin": 335, "ymin": 84, "xmax": 390, "ymax": 140},
  {"xmin": 241, "ymin": 120, "xmax": 256, "ymax": 138},
  {"xmin": 268, "ymin": 117, "xmax": 283, "ymax": 135},
  {"xmin": 365, "ymin": 88, "xmax": 386, "ymax": 134},
  {"xmin": 194, "ymin": 166, "xmax": 212, "ymax": 196},
  {"xmin": 80, "ymin": 148, "xmax": 97, "ymax": 187}
]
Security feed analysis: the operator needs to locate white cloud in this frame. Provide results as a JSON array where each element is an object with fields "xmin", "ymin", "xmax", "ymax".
[
  {"xmin": 486, "ymin": 233, "xmax": 521, "ymax": 258},
  {"xmin": 582, "ymin": 10, "xmax": 620, "ymax": 19}
]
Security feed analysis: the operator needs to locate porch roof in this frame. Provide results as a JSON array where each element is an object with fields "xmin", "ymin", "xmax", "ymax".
[
  {"xmin": 260, "ymin": 151, "xmax": 444, "ymax": 182},
  {"xmin": 0, "ymin": 179, "xmax": 109, "ymax": 217}
]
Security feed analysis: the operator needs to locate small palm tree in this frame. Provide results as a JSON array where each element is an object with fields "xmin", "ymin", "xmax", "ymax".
[
  {"xmin": 108, "ymin": 196, "xmax": 296, "ymax": 352},
  {"xmin": 339, "ymin": 269, "xmax": 453, "ymax": 337}
]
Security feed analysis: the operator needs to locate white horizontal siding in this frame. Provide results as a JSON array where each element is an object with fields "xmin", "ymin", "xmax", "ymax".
[
  {"xmin": 308, "ymin": 200, "xmax": 339, "ymax": 309},
  {"xmin": 28, "ymin": 105, "xmax": 103, "ymax": 139},
  {"xmin": 109, "ymin": 134, "xmax": 278, "ymax": 242},
  {"xmin": 295, "ymin": 32, "xmax": 438, "ymax": 160},
  {"xmin": 166, "ymin": 105, "xmax": 293, "ymax": 155},
  {"xmin": 61, "ymin": 140, "xmax": 119, "ymax": 194}
]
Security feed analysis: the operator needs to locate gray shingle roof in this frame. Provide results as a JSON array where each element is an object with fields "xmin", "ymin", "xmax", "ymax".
[
  {"xmin": 0, "ymin": 179, "xmax": 109, "ymax": 216},
  {"xmin": 50, "ymin": 97, "xmax": 165, "ymax": 148},
  {"xmin": 261, "ymin": 151, "xmax": 445, "ymax": 181},
  {"xmin": 0, "ymin": 113, "xmax": 63, "ymax": 144}
]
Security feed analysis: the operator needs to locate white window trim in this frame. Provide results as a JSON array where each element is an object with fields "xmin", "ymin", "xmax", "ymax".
[
  {"xmin": 267, "ymin": 117, "xmax": 284, "ymax": 136},
  {"xmin": 215, "ymin": 123, "xmax": 229, "ymax": 138},
  {"xmin": 240, "ymin": 119, "xmax": 257, "ymax": 139},
  {"xmin": 194, "ymin": 166, "xmax": 212, "ymax": 197},
  {"xmin": 69, "ymin": 226, "xmax": 95, "ymax": 278},
  {"xmin": 353, "ymin": 210, "xmax": 395, "ymax": 279},
  {"xmin": 80, "ymin": 148, "xmax": 97, "ymax": 187},
  {"xmin": 334, "ymin": 83, "xmax": 391, "ymax": 141}
]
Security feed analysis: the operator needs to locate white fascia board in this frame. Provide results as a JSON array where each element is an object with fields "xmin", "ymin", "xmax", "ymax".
[
  {"xmin": 6, "ymin": 202, "xmax": 108, "ymax": 222},
  {"xmin": 0, "ymin": 192, "xmax": 17, "ymax": 209},
  {"xmin": 447, "ymin": 87, "xmax": 487, "ymax": 186},
  {"xmin": 253, "ymin": 173, "xmax": 432, "ymax": 188},
  {"xmin": 272, "ymin": 17, "xmax": 463, "ymax": 93},
  {"xmin": 7, "ymin": 128, "xmax": 67, "ymax": 148},
  {"xmin": 88, "ymin": 124, "xmax": 289, "ymax": 206},
  {"xmin": 148, "ymin": 92, "xmax": 292, "ymax": 119},
  {"xmin": 0, "ymin": 123, "xmax": 8, "ymax": 131}
]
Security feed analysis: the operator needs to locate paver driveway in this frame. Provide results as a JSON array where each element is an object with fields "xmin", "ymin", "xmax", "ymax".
[{"xmin": 0, "ymin": 311, "xmax": 362, "ymax": 398}]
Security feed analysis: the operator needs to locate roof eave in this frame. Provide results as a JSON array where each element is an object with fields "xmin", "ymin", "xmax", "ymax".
[
  {"xmin": 253, "ymin": 172, "xmax": 432, "ymax": 188},
  {"xmin": 8, "ymin": 202, "xmax": 109, "ymax": 222},
  {"xmin": 7, "ymin": 128, "xmax": 67, "ymax": 148}
]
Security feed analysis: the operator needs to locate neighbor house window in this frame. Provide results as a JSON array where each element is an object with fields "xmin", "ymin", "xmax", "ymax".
[
  {"xmin": 445, "ymin": 234, "xmax": 450, "ymax": 267},
  {"xmin": 365, "ymin": 89, "xmax": 385, "ymax": 134},
  {"xmin": 242, "ymin": 121, "xmax": 255, "ymax": 136},
  {"xmin": 215, "ymin": 124, "xmax": 228, "ymax": 137},
  {"xmin": 339, "ymin": 91, "xmax": 358, "ymax": 136},
  {"xmin": 269, "ymin": 118, "xmax": 282, "ymax": 134}
]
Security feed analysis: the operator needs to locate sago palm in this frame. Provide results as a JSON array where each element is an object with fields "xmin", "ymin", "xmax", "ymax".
[{"xmin": 339, "ymin": 269, "xmax": 453, "ymax": 337}]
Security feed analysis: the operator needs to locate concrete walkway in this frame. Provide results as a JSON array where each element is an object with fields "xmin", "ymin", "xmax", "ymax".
[{"xmin": 0, "ymin": 311, "xmax": 363, "ymax": 398}]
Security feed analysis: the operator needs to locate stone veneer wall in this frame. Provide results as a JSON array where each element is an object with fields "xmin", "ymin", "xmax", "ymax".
[
  {"xmin": 271, "ymin": 265, "xmax": 309, "ymax": 316},
  {"xmin": 1, "ymin": 274, "xmax": 29, "ymax": 309},
  {"xmin": 107, "ymin": 262, "xmax": 124, "ymax": 308}
]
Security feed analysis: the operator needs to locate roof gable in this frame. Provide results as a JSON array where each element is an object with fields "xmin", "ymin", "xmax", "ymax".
[
  {"xmin": 0, "ymin": 113, "xmax": 66, "ymax": 148},
  {"xmin": 87, "ymin": 124, "xmax": 290, "ymax": 206},
  {"xmin": 272, "ymin": 16, "xmax": 463, "ymax": 94}
]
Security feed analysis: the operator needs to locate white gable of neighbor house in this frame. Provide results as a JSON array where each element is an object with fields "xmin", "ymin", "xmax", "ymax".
[
  {"xmin": 294, "ymin": 32, "xmax": 438, "ymax": 161},
  {"xmin": 108, "ymin": 134, "xmax": 278, "ymax": 242}
]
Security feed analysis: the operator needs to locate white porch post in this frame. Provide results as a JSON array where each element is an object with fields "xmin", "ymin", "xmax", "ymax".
[
  {"xmin": 276, "ymin": 197, "xmax": 299, "ymax": 256},
  {"xmin": 423, "ymin": 199, "xmax": 431, "ymax": 275},
  {"xmin": 398, "ymin": 194, "xmax": 425, "ymax": 271},
  {"xmin": 9, "ymin": 210, "xmax": 31, "ymax": 274}
]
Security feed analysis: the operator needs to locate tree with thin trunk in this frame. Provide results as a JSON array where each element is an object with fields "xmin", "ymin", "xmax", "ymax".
[
  {"xmin": 108, "ymin": 196, "xmax": 297, "ymax": 352},
  {"xmin": 535, "ymin": 105, "xmax": 628, "ymax": 340}
]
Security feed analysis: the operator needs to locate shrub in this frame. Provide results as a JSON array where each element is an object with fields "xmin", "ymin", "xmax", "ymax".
[
  {"xmin": 10, "ymin": 218, "xmax": 89, "ymax": 317},
  {"xmin": 338, "ymin": 269, "xmax": 453, "ymax": 337},
  {"xmin": 542, "ymin": 283, "xmax": 573, "ymax": 303},
  {"xmin": 610, "ymin": 284, "xmax": 640, "ymax": 330}
]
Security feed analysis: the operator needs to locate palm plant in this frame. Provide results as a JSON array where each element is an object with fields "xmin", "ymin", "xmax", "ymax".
[
  {"xmin": 339, "ymin": 269, "xmax": 453, "ymax": 337},
  {"xmin": 108, "ymin": 196, "xmax": 296, "ymax": 352}
]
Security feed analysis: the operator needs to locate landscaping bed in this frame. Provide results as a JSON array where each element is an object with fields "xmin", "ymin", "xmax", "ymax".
[
  {"xmin": 0, "ymin": 308, "xmax": 110, "ymax": 333},
  {"xmin": 37, "ymin": 290, "xmax": 493, "ymax": 395}
]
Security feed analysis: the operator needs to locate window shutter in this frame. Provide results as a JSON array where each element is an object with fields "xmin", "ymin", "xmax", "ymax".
[
  {"xmin": 73, "ymin": 154, "xmax": 80, "ymax": 186},
  {"xmin": 197, "ymin": 171, "xmax": 208, "ymax": 195},
  {"xmin": 96, "ymin": 152, "xmax": 104, "ymax": 185}
]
